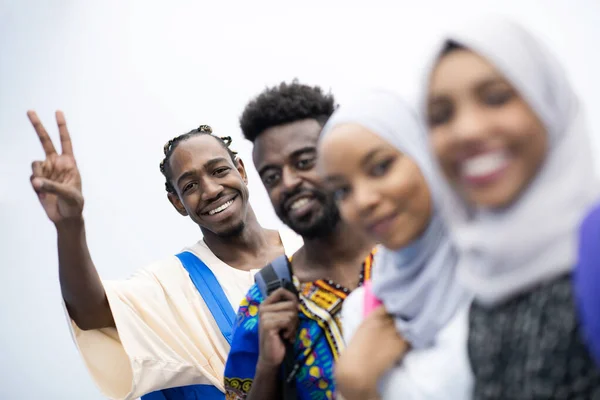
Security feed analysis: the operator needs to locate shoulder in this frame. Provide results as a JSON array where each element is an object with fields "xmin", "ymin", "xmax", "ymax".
[
  {"xmin": 107, "ymin": 255, "xmax": 184, "ymax": 285},
  {"xmin": 233, "ymin": 284, "xmax": 264, "ymax": 330},
  {"xmin": 344, "ymin": 286, "xmax": 365, "ymax": 316},
  {"xmin": 582, "ymin": 202, "xmax": 600, "ymax": 228},
  {"xmin": 341, "ymin": 286, "xmax": 365, "ymax": 341},
  {"xmin": 381, "ymin": 303, "xmax": 474, "ymax": 399},
  {"xmin": 278, "ymin": 227, "xmax": 304, "ymax": 256},
  {"xmin": 579, "ymin": 202, "xmax": 600, "ymax": 252},
  {"xmin": 240, "ymin": 283, "xmax": 264, "ymax": 310},
  {"xmin": 578, "ymin": 202, "xmax": 600, "ymax": 258}
]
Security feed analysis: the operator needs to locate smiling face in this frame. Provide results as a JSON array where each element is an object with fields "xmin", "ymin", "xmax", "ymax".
[
  {"xmin": 427, "ymin": 48, "xmax": 548, "ymax": 209},
  {"xmin": 319, "ymin": 123, "xmax": 432, "ymax": 250},
  {"xmin": 166, "ymin": 134, "xmax": 250, "ymax": 237},
  {"xmin": 252, "ymin": 119, "xmax": 340, "ymax": 238}
]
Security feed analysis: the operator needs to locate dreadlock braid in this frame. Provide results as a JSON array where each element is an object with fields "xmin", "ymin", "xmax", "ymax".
[{"xmin": 160, "ymin": 125, "xmax": 238, "ymax": 194}]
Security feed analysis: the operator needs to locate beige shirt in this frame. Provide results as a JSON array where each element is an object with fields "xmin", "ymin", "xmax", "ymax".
[{"xmin": 67, "ymin": 229, "xmax": 303, "ymax": 400}]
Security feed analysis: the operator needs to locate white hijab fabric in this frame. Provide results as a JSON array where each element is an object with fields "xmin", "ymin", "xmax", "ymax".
[
  {"xmin": 421, "ymin": 18, "xmax": 599, "ymax": 307},
  {"xmin": 320, "ymin": 90, "xmax": 469, "ymax": 348}
]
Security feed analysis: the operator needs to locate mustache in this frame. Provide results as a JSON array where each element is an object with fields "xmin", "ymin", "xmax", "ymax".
[{"xmin": 279, "ymin": 187, "xmax": 326, "ymax": 213}]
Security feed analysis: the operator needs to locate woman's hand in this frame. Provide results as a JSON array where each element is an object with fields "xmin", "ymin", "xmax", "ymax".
[{"xmin": 335, "ymin": 305, "xmax": 408, "ymax": 400}]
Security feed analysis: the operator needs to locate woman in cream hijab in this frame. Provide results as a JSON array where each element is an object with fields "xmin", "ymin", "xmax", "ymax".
[
  {"xmin": 424, "ymin": 17, "xmax": 600, "ymax": 398},
  {"xmin": 318, "ymin": 90, "xmax": 473, "ymax": 399}
]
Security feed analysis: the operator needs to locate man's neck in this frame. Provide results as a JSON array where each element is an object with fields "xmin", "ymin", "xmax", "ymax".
[
  {"xmin": 201, "ymin": 207, "xmax": 282, "ymax": 271},
  {"xmin": 292, "ymin": 222, "xmax": 374, "ymax": 286}
]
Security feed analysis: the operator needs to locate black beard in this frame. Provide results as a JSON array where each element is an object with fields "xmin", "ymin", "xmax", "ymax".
[{"xmin": 277, "ymin": 192, "xmax": 341, "ymax": 239}]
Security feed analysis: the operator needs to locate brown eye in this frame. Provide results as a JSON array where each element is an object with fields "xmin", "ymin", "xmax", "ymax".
[
  {"xmin": 296, "ymin": 156, "xmax": 316, "ymax": 170},
  {"xmin": 428, "ymin": 102, "xmax": 454, "ymax": 127},
  {"xmin": 333, "ymin": 186, "xmax": 350, "ymax": 202},
  {"xmin": 482, "ymin": 89, "xmax": 513, "ymax": 106},
  {"xmin": 262, "ymin": 171, "xmax": 281, "ymax": 188},
  {"xmin": 213, "ymin": 167, "xmax": 230, "ymax": 177},
  {"xmin": 183, "ymin": 182, "xmax": 198, "ymax": 193},
  {"xmin": 370, "ymin": 158, "xmax": 393, "ymax": 177}
]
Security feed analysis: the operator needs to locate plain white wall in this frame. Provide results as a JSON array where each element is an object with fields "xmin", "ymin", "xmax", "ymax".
[{"xmin": 1, "ymin": 1, "xmax": 599, "ymax": 398}]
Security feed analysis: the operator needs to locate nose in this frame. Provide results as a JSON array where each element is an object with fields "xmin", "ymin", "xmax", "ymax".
[
  {"xmin": 281, "ymin": 166, "xmax": 302, "ymax": 193},
  {"xmin": 200, "ymin": 177, "xmax": 224, "ymax": 201},
  {"xmin": 452, "ymin": 104, "xmax": 490, "ymax": 144},
  {"xmin": 352, "ymin": 182, "xmax": 380, "ymax": 217}
]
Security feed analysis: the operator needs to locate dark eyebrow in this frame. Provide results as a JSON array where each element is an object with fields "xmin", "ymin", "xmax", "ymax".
[
  {"xmin": 176, "ymin": 171, "xmax": 196, "ymax": 188},
  {"xmin": 203, "ymin": 156, "xmax": 230, "ymax": 170},
  {"xmin": 290, "ymin": 146, "xmax": 316, "ymax": 158},
  {"xmin": 257, "ymin": 147, "xmax": 316, "ymax": 177},
  {"xmin": 176, "ymin": 157, "xmax": 230, "ymax": 187},
  {"xmin": 476, "ymin": 76, "xmax": 510, "ymax": 90},
  {"xmin": 360, "ymin": 146, "xmax": 388, "ymax": 167}
]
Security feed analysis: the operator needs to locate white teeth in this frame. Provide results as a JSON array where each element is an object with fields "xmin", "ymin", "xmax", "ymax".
[
  {"xmin": 290, "ymin": 198, "xmax": 310, "ymax": 210},
  {"xmin": 208, "ymin": 199, "xmax": 234, "ymax": 215},
  {"xmin": 462, "ymin": 152, "xmax": 508, "ymax": 178}
]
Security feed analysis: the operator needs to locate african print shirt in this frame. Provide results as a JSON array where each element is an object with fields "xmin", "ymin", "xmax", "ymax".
[{"xmin": 224, "ymin": 252, "xmax": 375, "ymax": 400}]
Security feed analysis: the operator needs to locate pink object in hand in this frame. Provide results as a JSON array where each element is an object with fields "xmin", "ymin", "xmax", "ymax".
[{"xmin": 363, "ymin": 280, "xmax": 383, "ymax": 317}]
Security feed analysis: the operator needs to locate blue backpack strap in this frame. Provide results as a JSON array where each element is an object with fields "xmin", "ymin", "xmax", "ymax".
[
  {"xmin": 141, "ymin": 391, "xmax": 168, "ymax": 400},
  {"xmin": 160, "ymin": 384, "xmax": 225, "ymax": 399},
  {"xmin": 142, "ymin": 384, "xmax": 224, "ymax": 400},
  {"xmin": 176, "ymin": 251, "xmax": 236, "ymax": 345},
  {"xmin": 255, "ymin": 255, "xmax": 292, "ymax": 298},
  {"xmin": 141, "ymin": 251, "xmax": 233, "ymax": 400}
]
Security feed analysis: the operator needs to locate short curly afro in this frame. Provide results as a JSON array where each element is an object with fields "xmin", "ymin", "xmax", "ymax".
[{"xmin": 240, "ymin": 80, "xmax": 336, "ymax": 143}]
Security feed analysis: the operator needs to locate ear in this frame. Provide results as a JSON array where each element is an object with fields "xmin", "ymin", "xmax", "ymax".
[
  {"xmin": 235, "ymin": 157, "xmax": 249, "ymax": 185},
  {"xmin": 167, "ymin": 192, "xmax": 188, "ymax": 216}
]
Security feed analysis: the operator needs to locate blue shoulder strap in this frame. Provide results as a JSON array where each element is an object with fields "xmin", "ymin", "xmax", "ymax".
[
  {"xmin": 176, "ymin": 251, "xmax": 236, "ymax": 345},
  {"xmin": 141, "ymin": 251, "xmax": 234, "ymax": 400}
]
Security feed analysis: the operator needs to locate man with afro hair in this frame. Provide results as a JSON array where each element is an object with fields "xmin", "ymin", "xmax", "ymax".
[{"xmin": 224, "ymin": 80, "xmax": 375, "ymax": 400}]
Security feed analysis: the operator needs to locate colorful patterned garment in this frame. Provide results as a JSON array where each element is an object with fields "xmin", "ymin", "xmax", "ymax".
[{"xmin": 224, "ymin": 252, "xmax": 374, "ymax": 400}]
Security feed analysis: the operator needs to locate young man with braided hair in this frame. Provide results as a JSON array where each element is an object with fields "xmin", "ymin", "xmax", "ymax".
[
  {"xmin": 224, "ymin": 81, "xmax": 375, "ymax": 400},
  {"xmin": 26, "ymin": 111, "xmax": 302, "ymax": 400}
]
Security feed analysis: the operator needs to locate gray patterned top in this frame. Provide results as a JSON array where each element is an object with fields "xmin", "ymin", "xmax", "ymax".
[{"xmin": 468, "ymin": 274, "xmax": 600, "ymax": 400}]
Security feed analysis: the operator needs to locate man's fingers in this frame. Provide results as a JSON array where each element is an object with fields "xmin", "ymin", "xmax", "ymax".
[
  {"xmin": 263, "ymin": 288, "xmax": 298, "ymax": 305},
  {"xmin": 259, "ymin": 300, "xmax": 298, "ymax": 314},
  {"xmin": 31, "ymin": 177, "xmax": 81, "ymax": 202},
  {"xmin": 55, "ymin": 111, "xmax": 74, "ymax": 156},
  {"xmin": 28, "ymin": 111, "xmax": 57, "ymax": 156},
  {"xmin": 282, "ymin": 318, "xmax": 299, "ymax": 342},
  {"xmin": 261, "ymin": 312, "xmax": 297, "ymax": 331},
  {"xmin": 31, "ymin": 161, "xmax": 44, "ymax": 177}
]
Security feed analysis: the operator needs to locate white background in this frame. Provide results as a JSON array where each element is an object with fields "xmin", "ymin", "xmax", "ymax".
[{"xmin": 1, "ymin": 1, "xmax": 598, "ymax": 398}]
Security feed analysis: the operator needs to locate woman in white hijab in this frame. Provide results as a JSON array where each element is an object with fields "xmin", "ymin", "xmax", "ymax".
[
  {"xmin": 318, "ymin": 90, "xmax": 473, "ymax": 399},
  {"xmin": 424, "ymin": 17, "xmax": 600, "ymax": 398}
]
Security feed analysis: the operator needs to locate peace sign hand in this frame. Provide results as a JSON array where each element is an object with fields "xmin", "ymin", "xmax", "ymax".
[{"xmin": 29, "ymin": 111, "xmax": 84, "ymax": 224}]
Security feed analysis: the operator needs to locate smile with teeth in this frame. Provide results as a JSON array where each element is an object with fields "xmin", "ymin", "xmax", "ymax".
[
  {"xmin": 462, "ymin": 151, "xmax": 509, "ymax": 180},
  {"xmin": 290, "ymin": 197, "xmax": 312, "ymax": 210},
  {"xmin": 206, "ymin": 198, "xmax": 235, "ymax": 215}
]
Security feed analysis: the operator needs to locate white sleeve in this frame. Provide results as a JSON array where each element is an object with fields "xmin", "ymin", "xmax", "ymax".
[
  {"xmin": 341, "ymin": 287, "xmax": 365, "ymax": 343},
  {"xmin": 66, "ymin": 259, "xmax": 228, "ymax": 400}
]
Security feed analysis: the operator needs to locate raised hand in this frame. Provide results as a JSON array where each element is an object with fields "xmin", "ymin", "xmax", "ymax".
[
  {"xmin": 335, "ymin": 305, "xmax": 408, "ymax": 400},
  {"xmin": 28, "ymin": 111, "xmax": 84, "ymax": 224},
  {"xmin": 257, "ymin": 288, "xmax": 299, "ymax": 369}
]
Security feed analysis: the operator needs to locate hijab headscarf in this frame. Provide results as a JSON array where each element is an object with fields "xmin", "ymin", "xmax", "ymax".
[
  {"xmin": 320, "ymin": 90, "xmax": 470, "ymax": 348},
  {"xmin": 421, "ymin": 17, "xmax": 599, "ymax": 307}
]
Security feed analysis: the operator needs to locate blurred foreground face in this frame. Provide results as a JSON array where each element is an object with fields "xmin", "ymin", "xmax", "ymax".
[
  {"xmin": 427, "ymin": 49, "xmax": 548, "ymax": 209},
  {"xmin": 319, "ymin": 123, "xmax": 431, "ymax": 250}
]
